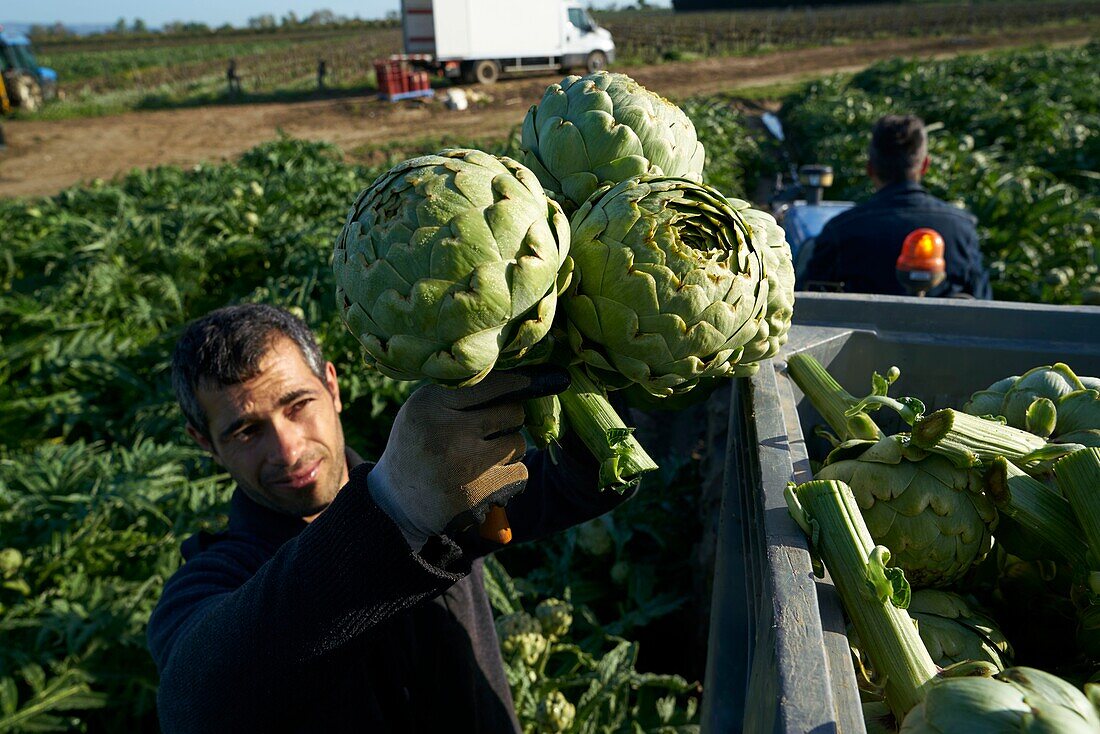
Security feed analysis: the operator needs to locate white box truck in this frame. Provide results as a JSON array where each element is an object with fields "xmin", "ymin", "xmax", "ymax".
[{"xmin": 400, "ymin": 0, "xmax": 616, "ymax": 84}]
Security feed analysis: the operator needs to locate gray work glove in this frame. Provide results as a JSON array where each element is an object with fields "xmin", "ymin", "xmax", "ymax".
[{"xmin": 367, "ymin": 368, "xmax": 569, "ymax": 551}]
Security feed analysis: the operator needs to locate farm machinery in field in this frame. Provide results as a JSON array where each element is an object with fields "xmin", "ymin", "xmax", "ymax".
[
  {"xmin": 760, "ymin": 111, "xmax": 854, "ymax": 281},
  {"xmin": 0, "ymin": 28, "xmax": 58, "ymax": 113},
  {"xmin": 761, "ymin": 112, "xmax": 950, "ymax": 297}
]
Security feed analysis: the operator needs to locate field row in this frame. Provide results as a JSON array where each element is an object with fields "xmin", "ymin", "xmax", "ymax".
[
  {"xmin": 602, "ymin": 1, "xmax": 1100, "ymax": 61},
  {"xmin": 30, "ymin": 1, "xmax": 1100, "ymax": 117}
]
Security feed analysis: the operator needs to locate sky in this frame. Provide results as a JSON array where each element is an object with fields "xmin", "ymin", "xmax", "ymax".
[{"xmin": 5, "ymin": 1, "xmax": 668, "ymax": 28}]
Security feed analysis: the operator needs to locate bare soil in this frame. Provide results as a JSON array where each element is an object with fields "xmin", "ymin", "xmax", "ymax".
[{"xmin": 0, "ymin": 24, "xmax": 1094, "ymax": 199}]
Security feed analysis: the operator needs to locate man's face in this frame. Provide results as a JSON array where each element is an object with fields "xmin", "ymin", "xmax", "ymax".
[{"xmin": 188, "ymin": 336, "xmax": 350, "ymax": 522}]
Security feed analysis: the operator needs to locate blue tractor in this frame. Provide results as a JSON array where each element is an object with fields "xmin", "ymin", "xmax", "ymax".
[{"xmin": 0, "ymin": 28, "xmax": 58, "ymax": 112}]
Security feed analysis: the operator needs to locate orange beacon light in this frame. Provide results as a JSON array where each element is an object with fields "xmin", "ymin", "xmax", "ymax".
[{"xmin": 896, "ymin": 228, "xmax": 946, "ymax": 296}]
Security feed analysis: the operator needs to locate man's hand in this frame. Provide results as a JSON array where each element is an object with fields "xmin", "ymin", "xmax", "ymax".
[{"xmin": 367, "ymin": 368, "xmax": 569, "ymax": 551}]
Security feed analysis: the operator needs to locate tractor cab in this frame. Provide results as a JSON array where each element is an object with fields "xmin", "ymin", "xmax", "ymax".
[
  {"xmin": 0, "ymin": 28, "xmax": 58, "ymax": 112},
  {"xmin": 759, "ymin": 113, "xmax": 855, "ymax": 280}
]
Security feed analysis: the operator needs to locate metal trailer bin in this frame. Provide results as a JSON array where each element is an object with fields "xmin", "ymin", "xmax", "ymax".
[{"xmin": 701, "ymin": 293, "xmax": 1100, "ymax": 733}]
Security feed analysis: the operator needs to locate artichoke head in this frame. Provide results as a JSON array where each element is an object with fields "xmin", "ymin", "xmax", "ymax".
[
  {"xmin": 535, "ymin": 690, "xmax": 576, "ymax": 733},
  {"xmin": 564, "ymin": 176, "xmax": 769, "ymax": 397},
  {"xmin": 575, "ymin": 518, "xmax": 614, "ymax": 556},
  {"xmin": 908, "ymin": 590, "xmax": 1012, "ymax": 669},
  {"xmin": 899, "ymin": 667, "xmax": 1100, "ymax": 733},
  {"xmin": 496, "ymin": 611, "xmax": 549, "ymax": 666},
  {"xmin": 535, "ymin": 598, "xmax": 574, "ymax": 639},
  {"xmin": 815, "ymin": 436, "xmax": 997, "ymax": 588},
  {"xmin": 964, "ymin": 364, "xmax": 1100, "ymax": 445},
  {"xmin": 333, "ymin": 149, "xmax": 571, "ymax": 386},
  {"xmin": 521, "ymin": 71, "xmax": 705, "ymax": 211},
  {"xmin": 726, "ymin": 198, "xmax": 794, "ymax": 377}
]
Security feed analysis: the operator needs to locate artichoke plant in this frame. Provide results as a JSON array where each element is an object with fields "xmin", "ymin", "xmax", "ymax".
[
  {"xmin": 964, "ymin": 364, "xmax": 1100, "ymax": 447},
  {"xmin": 814, "ymin": 436, "xmax": 997, "ymax": 588},
  {"xmin": 333, "ymin": 148, "xmax": 571, "ymax": 386},
  {"xmin": 521, "ymin": 71, "xmax": 705, "ymax": 212},
  {"xmin": 564, "ymin": 176, "xmax": 769, "ymax": 397}
]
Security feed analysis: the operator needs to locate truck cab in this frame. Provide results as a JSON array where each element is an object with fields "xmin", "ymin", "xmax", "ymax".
[
  {"xmin": 562, "ymin": 5, "xmax": 615, "ymax": 74},
  {"xmin": 0, "ymin": 29, "xmax": 58, "ymax": 112}
]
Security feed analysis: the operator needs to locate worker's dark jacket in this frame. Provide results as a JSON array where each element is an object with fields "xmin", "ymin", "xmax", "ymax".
[
  {"xmin": 148, "ymin": 443, "xmax": 631, "ymax": 733},
  {"xmin": 801, "ymin": 181, "xmax": 992, "ymax": 298}
]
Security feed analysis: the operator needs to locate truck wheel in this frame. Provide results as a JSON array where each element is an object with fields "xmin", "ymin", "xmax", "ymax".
[
  {"xmin": 585, "ymin": 51, "xmax": 608, "ymax": 74},
  {"xmin": 474, "ymin": 60, "xmax": 500, "ymax": 85}
]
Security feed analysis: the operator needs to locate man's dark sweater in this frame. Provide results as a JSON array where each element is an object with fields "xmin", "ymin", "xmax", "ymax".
[
  {"xmin": 801, "ymin": 180, "xmax": 992, "ymax": 298},
  {"xmin": 147, "ymin": 444, "xmax": 631, "ymax": 733}
]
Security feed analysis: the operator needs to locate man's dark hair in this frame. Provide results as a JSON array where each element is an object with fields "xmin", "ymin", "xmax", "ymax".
[
  {"xmin": 869, "ymin": 114, "xmax": 928, "ymax": 185},
  {"xmin": 172, "ymin": 304, "xmax": 326, "ymax": 440}
]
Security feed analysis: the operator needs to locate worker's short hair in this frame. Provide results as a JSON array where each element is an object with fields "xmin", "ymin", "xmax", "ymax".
[
  {"xmin": 869, "ymin": 114, "xmax": 927, "ymax": 185},
  {"xmin": 172, "ymin": 303, "xmax": 326, "ymax": 441}
]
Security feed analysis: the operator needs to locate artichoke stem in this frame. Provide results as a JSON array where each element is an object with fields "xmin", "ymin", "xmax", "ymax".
[
  {"xmin": 986, "ymin": 457, "xmax": 1090, "ymax": 569},
  {"xmin": 787, "ymin": 480, "xmax": 938, "ymax": 719},
  {"xmin": 787, "ymin": 353, "xmax": 883, "ymax": 442},
  {"xmin": 912, "ymin": 409, "xmax": 1047, "ymax": 467},
  {"xmin": 1054, "ymin": 447, "xmax": 1100, "ymax": 565},
  {"xmin": 525, "ymin": 396, "xmax": 563, "ymax": 450},
  {"xmin": 557, "ymin": 365, "xmax": 658, "ymax": 492}
]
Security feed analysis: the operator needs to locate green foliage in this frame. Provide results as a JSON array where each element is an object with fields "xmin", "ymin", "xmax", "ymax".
[
  {"xmin": 679, "ymin": 97, "xmax": 762, "ymax": 200},
  {"xmin": 483, "ymin": 558, "xmax": 700, "ymax": 734},
  {"xmin": 1, "ymin": 132, "xmax": 708, "ymax": 730},
  {"xmin": 777, "ymin": 43, "xmax": 1100, "ymax": 304},
  {"xmin": 0, "ymin": 137, "xmax": 408, "ymax": 729}
]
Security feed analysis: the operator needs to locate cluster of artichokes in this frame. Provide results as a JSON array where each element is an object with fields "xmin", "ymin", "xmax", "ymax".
[
  {"xmin": 790, "ymin": 358, "xmax": 1100, "ymax": 732},
  {"xmin": 964, "ymin": 363, "xmax": 1100, "ymax": 446},
  {"xmin": 334, "ymin": 71, "xmax": 795, "ymax": 489},
  {"xmin": 789, "ymin": 478, "xmax": 1100, "ymax": 734}
]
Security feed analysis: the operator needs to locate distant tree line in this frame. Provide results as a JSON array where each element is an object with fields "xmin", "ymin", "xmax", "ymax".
[
  {"xmin": 27, "ymin": 8, "xmax": 400, "ymax": 43},
  {"xmin": 671, "ymin": 0, "xmax": 929, "ymax": 7}
]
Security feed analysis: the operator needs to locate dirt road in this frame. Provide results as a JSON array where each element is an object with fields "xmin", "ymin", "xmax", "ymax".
[{"xmin": 0, "ymin": 25, "xmax": 1093, "ymax": 199}]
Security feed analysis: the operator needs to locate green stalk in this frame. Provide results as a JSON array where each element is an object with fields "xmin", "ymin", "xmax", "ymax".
[
  {"xmin": 786, "ymin": 479, "xmax": 938, "ymax": 720},
  {"xmin": 912, "ymin": 409, "xmax": 1047, "ymax": 468},
  {"xmin": 557, "ymin": 365, "xmax": 658, "ymax": 491},
  {"xmin": 1055, "ymin": 447, "xmax": 1100, "ymax": 563},
  {"xmin": 985, "ymin": 457, "xmax": 1090, "ymax": 569},
  {"xmin": 787, "ymin": 353, "xmax": 883, "ymax": 442},
  {"xmin": 524, "ymin": 396, "xmax": 562, "ymax": 450}
]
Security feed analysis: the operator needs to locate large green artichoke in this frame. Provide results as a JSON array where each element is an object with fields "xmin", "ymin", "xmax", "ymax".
[
  {"xmin": 852, "ymin": 590, "xmax": 1012, "ymax": 686},
  {"xmin": 815, "ymin": 436, "xmax": 997, "ymax": 588},
  {"xmin": 726, "ymin": 198, "xmax": 794, "ymax": 377},
  {"xmin": 333, "ymin": 149, "xmax": 571, "ymax": 386},
  {"xmin": 908, "ymin": 590, "xmax": 1012, "ymax": 669},
  {"xmin": 964, "ymin": 364, "xmax": 1100, "ymax": 447},
  {"xmin": 563, "ymin": 176, "xmax": 768, "ymax": 397},
  {"xmin": 900, "ymin": 667, "xmax": 1100, "ymax": 733},
  {"xmin": 521, "ymin": 71, "xmax": 705, "ymax": 211}
]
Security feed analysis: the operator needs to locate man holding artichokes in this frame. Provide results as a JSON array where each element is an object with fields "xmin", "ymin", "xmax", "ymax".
[{"xmin": 147, "ymin": 303, "xmax": 633, "ymax": 732}]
